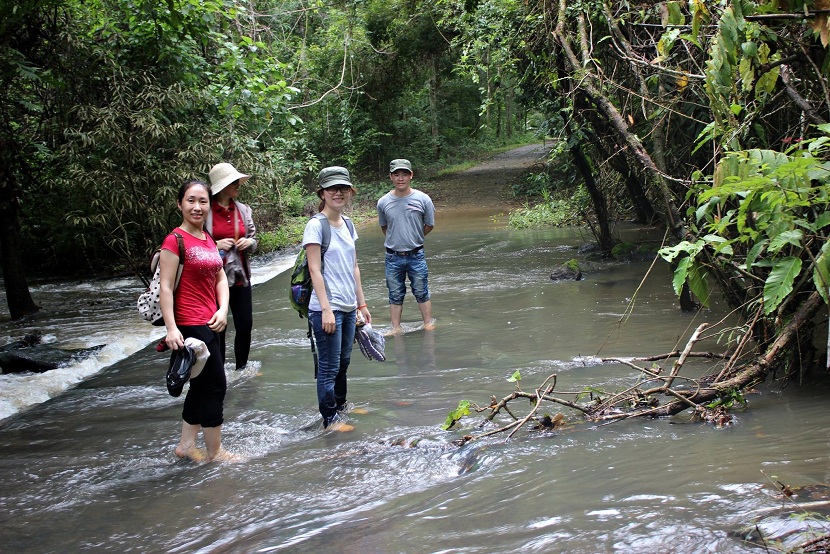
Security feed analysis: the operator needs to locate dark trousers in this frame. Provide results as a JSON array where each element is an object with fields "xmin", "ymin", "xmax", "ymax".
[
  {"xmin": 220, "ymin": 284, "xmax": 253, "ymax": 369},
  {"xmin": 175, "ymin": 325, "xmax": 225, "ymax": 427}
]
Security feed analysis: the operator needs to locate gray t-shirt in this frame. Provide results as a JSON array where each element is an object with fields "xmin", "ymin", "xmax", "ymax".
[
  {"xmin": 302, "ymin": 216, "xmax": 358, "ymax": 312},
  {"xmin": 377, "ymin": 189, "xmax": 435, "ymax": 251}
]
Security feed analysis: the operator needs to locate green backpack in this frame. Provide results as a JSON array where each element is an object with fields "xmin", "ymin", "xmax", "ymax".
[{"xmin": 289, "ymin": 213, "xmax": 354, "ymax": 318}]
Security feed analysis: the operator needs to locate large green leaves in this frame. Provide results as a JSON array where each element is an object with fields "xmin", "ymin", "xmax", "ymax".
[
  {"xmin": 670, "ymin": 134, "xmax": 830, "ymax": 316},
  {"xmin": 659, "ymin": 239, "xmax": 711, "ymax": 306},
  {"xmin": 814, "ymin": 241, "xmax": 830, "ymax": 304},
  {"xmin": 763, "ymin": 257, "xmax": 802, "ymax": 314}
]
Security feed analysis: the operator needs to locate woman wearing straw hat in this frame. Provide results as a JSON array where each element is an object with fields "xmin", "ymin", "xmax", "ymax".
[
  {"xmin": 303, "ymin": 166, "xmax": 371, "ymax": 431},
  {"xmin": 207, "ymin": 162, "xmax": 258, "ymax": 370}
]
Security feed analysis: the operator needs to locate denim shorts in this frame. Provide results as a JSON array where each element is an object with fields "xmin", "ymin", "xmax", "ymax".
[{"xmin": 385, "ymin": 250, "xmax": 430, "ymax": 304}]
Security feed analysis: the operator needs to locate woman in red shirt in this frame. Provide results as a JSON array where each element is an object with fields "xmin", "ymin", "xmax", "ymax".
[
  {"xmin": 207, "ymin": 163, "xmax": 257, "ymax": 370},
  {"xmin": 159, "ymin": 179, "xmax": 231, "ymax": 462}
]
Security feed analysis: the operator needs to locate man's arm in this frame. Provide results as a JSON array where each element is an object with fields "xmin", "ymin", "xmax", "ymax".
[{"xmin": 424, "ymin": 225, "xmax": 434, "ymax": 236}]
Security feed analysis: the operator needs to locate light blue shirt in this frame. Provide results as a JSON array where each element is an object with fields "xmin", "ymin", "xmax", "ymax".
[{"xmin": 301, "ymin": 216, "xmax": 358, "ymax": 312}]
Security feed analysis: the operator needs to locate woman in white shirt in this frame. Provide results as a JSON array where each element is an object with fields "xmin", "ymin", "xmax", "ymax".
[{"xmin": 302, "ymin": 166, "xmax": 371, "ymax": 431}]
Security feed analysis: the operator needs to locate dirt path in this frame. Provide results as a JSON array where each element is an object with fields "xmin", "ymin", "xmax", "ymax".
[{"xmin": 422, "ymin": 143, "xmax": 550, "ymax": 211}]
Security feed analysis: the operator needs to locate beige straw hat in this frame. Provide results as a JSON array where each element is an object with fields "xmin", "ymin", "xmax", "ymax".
[{"xmin": 208, "ymin": 163, "xmax": 251, "ymax": 195}]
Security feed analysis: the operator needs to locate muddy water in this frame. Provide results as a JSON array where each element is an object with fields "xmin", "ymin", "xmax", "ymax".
[{"xmin": 2, "ymin": 208, "xmax": 830, "ymax": 553}]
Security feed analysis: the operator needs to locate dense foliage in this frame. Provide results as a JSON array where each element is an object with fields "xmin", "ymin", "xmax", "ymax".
[
  {"xmin": 1, "ymin": 0, "xmax": 526, "ymax": 291},
  {"xmin": 4, "ymin": 0, "xmax": 830, "ymax": 385}
]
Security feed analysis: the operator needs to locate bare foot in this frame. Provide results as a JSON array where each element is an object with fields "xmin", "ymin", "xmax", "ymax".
[
  {"xmin": 422, "ymin": 318, "xmax": 437, "ymax": 331},
  {"xmin": 384, "ymin": 325, "xmax": 404, "ymax": 337},
  {"xmin": 328, "ymin": 421, "xmax": 355, "ymax": 432},
  {"xmin": 174, "ymin": 444, "xmax": 206, "ymax": 462},
  {"xmin": 210, "ymin": 448, "xmax": 246, "ymax": 463}
]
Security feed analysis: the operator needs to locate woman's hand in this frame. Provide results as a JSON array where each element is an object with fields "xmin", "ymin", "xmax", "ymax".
[
  {"xmin": 165, "ymin": 328, "xmax": 184, "ymax": 351},
  {"xmin": 217, "ymin": 238, "xmax": 235, "ymax": 251},
  {"xmin": 235, "ymin": 237, "xmax": 253, "ymax": 251},
  {"xmin": 208, "ymin": 307, "xmax": 228, "ymax": 332},
  {"xmin": 359, "ymin": 305, "xmax": 371, "ymax": 324},
  {"xmin": 322, "ymin": 307, "xmax": 336, "ymax": 334}
]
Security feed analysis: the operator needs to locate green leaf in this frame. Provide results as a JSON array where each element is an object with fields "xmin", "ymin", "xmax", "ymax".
[
  {"xmin": 695, "ymin": 196, "xmax": 719, "ymax": 222},
  {"xmin": 441, "ymin": 400, "xmax": 471, "ymax": 430},
  {"xmin": 763, "ymin": 257, "xmax": 802, "ymax": 314},
  {"xmin": 813, "ymin": 242, "xmax": 830, "ymax": 304},
  {"xmin": 815, "ymin": 212, "xmax": 830, "ymax": 231},
  {"xmin": 673, "ymin": 256, "xmax": 691, "ymax": 296},
  {"xmin": 666, "ymin": 1, "xmax": 684, "ymax": 25},
  {"xmin": 767, "ymin": 229, "xmax": 803, "ymax": 254},
  {"xmin": 687, "ymin": 262, "xmax": 711, "ymax": 307},
  {"xmin": 739, "ymin": 57, "xmax": 754, "ymax": 92},
  {"xmin": 658, "ymin": 240, "xmax": 700, "ymax": 263},
  {"xmin": 745, "ymin": 240, "xmax": 767, "ymax": 269},
  {"xmin": 690, "ymin": 0, "xmax": 711, "ymax": 45},
  {"xmin": 507, "ymin": 370, "xmax": 521, "ymax": 382}
]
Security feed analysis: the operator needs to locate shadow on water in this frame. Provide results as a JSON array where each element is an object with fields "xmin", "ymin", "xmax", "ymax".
[{"xmin": 2, "ymin": 213, "xmax": 830, "ymax": 552}]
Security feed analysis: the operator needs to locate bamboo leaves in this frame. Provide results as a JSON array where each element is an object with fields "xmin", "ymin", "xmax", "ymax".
[{"xmin": 701, "ymin": 1, "xmax": 782, "ymax": 148}]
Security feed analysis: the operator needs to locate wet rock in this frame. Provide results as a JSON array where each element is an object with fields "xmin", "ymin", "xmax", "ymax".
[
  {"xmin": 550, "ymin": 258, "xmax": 582, "ymax": 281},
  {"xmin": 577, "ymin": 242, "xmax": 601, "ymax": 255},
  {"xmin": 0, "ymin": 333, "xmax": 104, "ymax": 374}
]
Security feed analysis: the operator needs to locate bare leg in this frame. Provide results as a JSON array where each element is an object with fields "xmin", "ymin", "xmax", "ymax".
[
  {"xmin": 387, "ymin": 303, "xmax": 404, "ymax": 336},
  {"xmin": 390, "ymin": 303, "xmax": 403, "ymax": 328},
  {"xmin": 203, "ymin": 425, "xmax": 223, "ymax": 461},
  {"xmin": 418, "ymin": 300, "xmax": 435, "ymax": 330},
  {"xmin": 175, "ymin": 421, "xmax": 205, "ymax": 462},
  {"xmin": 203, "ymin": 426, "xmax": 246, "ymax": 462}
]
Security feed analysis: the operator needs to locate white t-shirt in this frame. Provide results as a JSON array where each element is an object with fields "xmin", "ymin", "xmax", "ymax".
[{"xmin": 301, "ymin": 216, "xmax": 358, "ymax": 312}]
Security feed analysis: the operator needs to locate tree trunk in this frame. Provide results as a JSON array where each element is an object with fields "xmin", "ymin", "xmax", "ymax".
[
  {"xmin": 0, "ymin": 138, "xmax": 39, "ymax": 319},
  {"xmin": 429, "ymin": 55, "xmax": 441, "ymax": 158},
  {"xmin": 567, "ymin": 129, "xmax": 614, "ymax": 253},
  {"xmin": 553, "ymin": 5, "xmax": 684, "ymax": 238},
  {"xmin": 580, "ymin": 108, "xmax": 657, "ymax": 225}
]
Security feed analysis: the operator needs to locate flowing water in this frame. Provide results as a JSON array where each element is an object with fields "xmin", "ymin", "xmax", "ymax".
[{"xmin": 2, "ymin": 209, "xmax": 830, "ymax": 553}]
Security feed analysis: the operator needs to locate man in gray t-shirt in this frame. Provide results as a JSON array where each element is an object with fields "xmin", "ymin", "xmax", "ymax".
[{"xmin": 377, "ymin": 159, "xmax": 436, "ymax": 335}]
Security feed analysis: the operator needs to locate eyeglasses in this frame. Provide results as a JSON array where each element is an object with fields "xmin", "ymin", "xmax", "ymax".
[{"xmin": 325, "ymin": 185, "xmax": 352, "ymax": 193}]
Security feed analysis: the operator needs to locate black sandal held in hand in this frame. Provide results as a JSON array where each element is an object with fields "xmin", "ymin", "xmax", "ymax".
[{"xmin": 166, "ymin": 346, "xmax": 196, "ymax": 397}]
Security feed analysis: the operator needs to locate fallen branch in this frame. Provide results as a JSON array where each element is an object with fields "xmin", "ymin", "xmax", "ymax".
[{"xmin": 443, "ymin": 295, "xmax": 827, "ymax": 444}]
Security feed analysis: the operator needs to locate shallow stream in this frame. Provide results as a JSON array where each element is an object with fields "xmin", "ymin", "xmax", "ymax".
[{"xmin": 2, "ymin": 208, "xmax": 829, "ymax": 553}]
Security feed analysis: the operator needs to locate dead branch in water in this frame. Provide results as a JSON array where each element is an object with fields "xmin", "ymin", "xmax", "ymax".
[{"xmin": 447, "ymin": 294, "xmax": 825, "ymax": 446}]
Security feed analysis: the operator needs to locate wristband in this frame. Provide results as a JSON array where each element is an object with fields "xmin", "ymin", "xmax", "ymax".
[{"xmin": 357, "ymin": 304, "xmax": 367, "ymax": 309}]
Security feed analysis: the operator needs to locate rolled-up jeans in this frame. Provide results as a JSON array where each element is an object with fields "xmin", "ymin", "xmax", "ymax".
[
  {"xmin": 385, "ymin": 250, "xmax": 430, "ymax": 304},
  {"xmin": 309, "ymin": 309, "xmax": 356, "ymax": 426}
]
